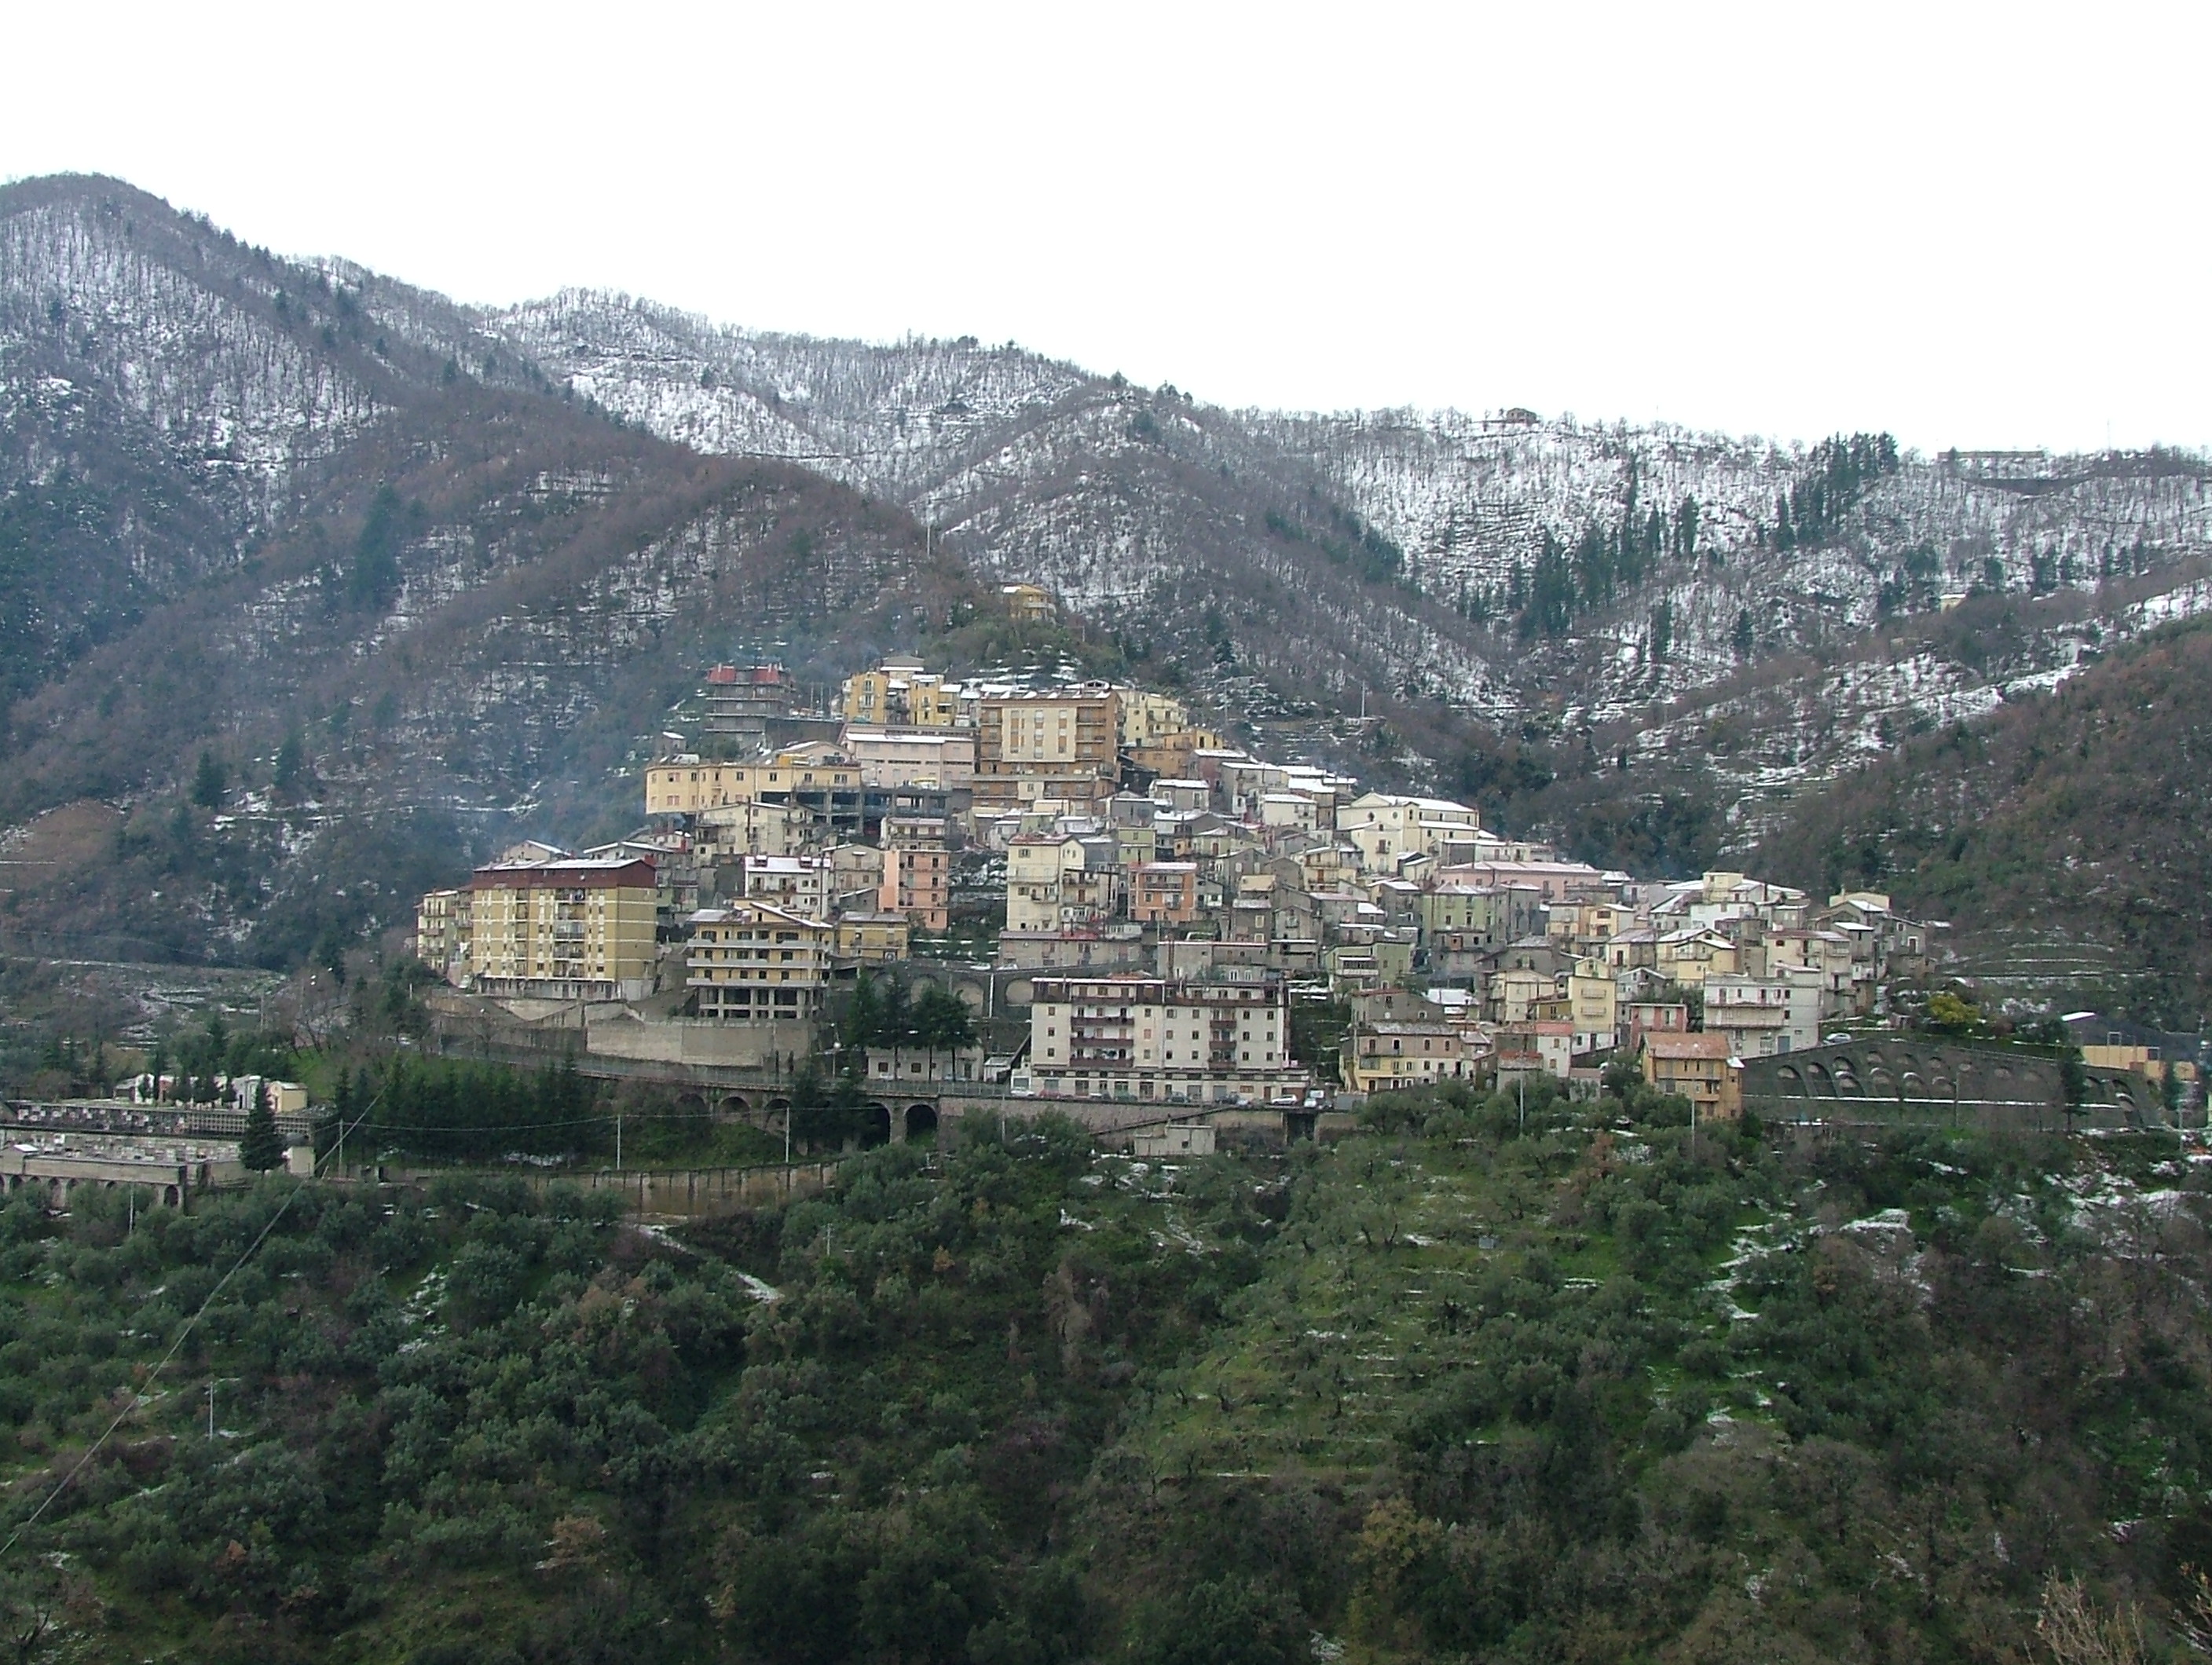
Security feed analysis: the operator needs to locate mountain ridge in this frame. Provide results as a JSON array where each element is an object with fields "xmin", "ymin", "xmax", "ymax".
[{"xmin": 4, "ymin": 171, "xmax": 2210, "ymax": 985}]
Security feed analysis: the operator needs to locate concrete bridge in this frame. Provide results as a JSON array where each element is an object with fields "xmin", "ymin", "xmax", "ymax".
[{"xmin": 1741, "ymin": 1037, "xmax": 2172, "ymax": 1132}]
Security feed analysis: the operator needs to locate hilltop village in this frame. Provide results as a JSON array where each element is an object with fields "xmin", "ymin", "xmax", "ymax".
[{"xmin": 407, "ymin": 606, "xmax": 2047, "ymax": 1126}]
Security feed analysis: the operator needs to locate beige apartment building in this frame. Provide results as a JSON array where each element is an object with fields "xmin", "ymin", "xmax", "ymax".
[
  {"xmin": 840, "ymin": 657, "xmax": 963, "ymax": 728},
  {"xmin": 1566, "ymin": 957, "xmax": 1620, "ymax": 1055},
  {"xmin": 1027, "ymin": 974, "xmax": 1307, "ymax": 1104},
  {"xmin": 1119, "ymin": 690, "xmax": 1192, "ymax": 748},
  {"xmin": 645, "ymin": 753, "xmax": 862, "ymax": 815},
  {"xmin": 1345, "ymin": 1021, "xmax": 1475, "ymax": 1092},
  {"xmin": 974, "ymin": 689, "xmax": 1121, "ymax": 811},
  {"xmin": 687, "ymin": 902, "xmax": 833, "ymax": 1022},
  {"xmin": 1001, "ymin": 583, "xmax": 1054, "ymax": 621},
  {"xmin": 834, "ymin": 913, "xmax": 912, "ymax": 964},
  {"xmin": 456, "ymin": 857, "xmax": 659, "ymax": 1001},
  {"xmin": 1006, "ymin": 833, "xmax": 1116, "ymax": 932},
  {"xmin": 1341, "ymin": 792, "xmax": 1481, "ymax": 872},
  {"xmin": 842, "ymin": 726, "xmax": 976, "ymax": 788},
  {"xmin": 1640, "ymin": 1031, "xmax": 1743, "ymax": 1120},
  {"xmin": 695, "ymin": 800, "xmax": 813, "ymax": 860}
]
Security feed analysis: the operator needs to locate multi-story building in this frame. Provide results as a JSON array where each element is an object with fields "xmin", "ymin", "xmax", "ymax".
[
  {"xmin": 1640, "ymin": 1031, "xmax": 1743, "ymax": 1120},
  {"xmin": 1001, "ymin": 583, "xmax": 1054, "ymax": 621},
  {"xmin": 841, "ymin": 726, "xmax": 976, "ymax": 788},
  {"xmin": 1415, "ymin": 883, "xmax": 1544, "ymax": 947},
  {"xmin": 1489, "ymin": 965, "xmax": 1555, "ymax": 1025},
  {"xmin": 973, "ymin": 689, "xmax": 1121, "ymax": 811},
  {"xmin": 1027, "ymin": 974, "xmax": 1307, "ymax": 1104},
  {"xmin": 1119, "ymin": 690, "xmax": 1193, "ymax": 748},
  {"xmin": 456, "ymin": 857, "xmax": 659, "ymax": 1001},
  {"xmin": 687, "ymin": 902, "xmax": 833, "ymax": 1022},
  {"xmin": 1126, "ymin": 732, "xmax": 1228, "ymax": 781},
  {"xmin": 1654, "ymin": 928, "xmax": 1741, "ymax": 986},
  {"xmin": 1441, "ymin": 859, "xmax": 1610, "ymax": 902},
  {"xmin": 1341, "ymin": 792, "xmax": 1481, "ymax": 871},
  {"xmin": 414, "ymin": 888, "xmax": 472, "ymax": 982},
  {"xmin": 839, "ymin": 655, "xmax": 961, "ymax": 728},
  {"xmin": 738, "ymin": 854, "xmax": 831, "ymax": 917},
  {"xmin": 700, "ymin": 663, "xmax": 800, "ymax": 747},
  {"xmin": 1344, "ymin": 1021, "xmax": 1475, "ymax": 1092},
  {"xmin": 834, "ymin": 913, "xmax": 912, "ymax": 964},
  {"xmin": 644, "ymin": 749, "xmax": 868, "ymax": 835},
  {"xmin": 1768, "ymin": 928, "xmax": 1869, "ymax": 1015},
  {"xmin": 695, "ymin": 800, "xmax": 814, "ymax": 860},
  {"xmin": 1005, "ymin": 833, "xmax": 1116, "ymax": 932},
  {"xmin": 1704, "ymin": 972, "xmax": 1823, "ymax": 1056},
  {"xmin": 1126, "ymin": 862, "xmax": 1199, "ymax": 924},
  {"xmin": 881, "ymin": 817, "xmax": 950, "ymax": 931},
  {"xmin": 1494, "ymin": 1019, "xmax": 1575, "ymax": 1081},
  {"xmin": 1566, "ymin": 957, "xmax": 1619, "ymax": 1056},
  {"xmin": 1627, "ymin": 1001, "xmax": 1690, "ymax": 1048},
  {"xmin": 1258, "ymin": 792, "xmax": 1320, "ymax": 832}
]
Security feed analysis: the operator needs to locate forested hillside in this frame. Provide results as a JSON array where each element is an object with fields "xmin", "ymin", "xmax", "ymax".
[
  {"xmin": 3, "ymin": 1090, "xmax": 2209, "ymax": 1662},
  {"xmin": 1760, "ymin": 615, "xmax": 2212, "ymax": 1023}
]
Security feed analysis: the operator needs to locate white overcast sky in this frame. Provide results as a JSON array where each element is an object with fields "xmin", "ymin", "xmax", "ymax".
[{"xmin": 3, "ymin": 0, "xmax": 2203, "ymax": 452}]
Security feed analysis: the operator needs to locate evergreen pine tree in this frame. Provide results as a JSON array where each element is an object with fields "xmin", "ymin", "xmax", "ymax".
[
  {"xmin": 190, "ymin": 749, "xmax": 225, "ymax": 810},
  {"xmin": 273, "ymin": 730, "xmax": 308, "ymax": 796},
  {"xmin": 242, "ymin": 1082, "xmax": 285, "ymax": 1172}
]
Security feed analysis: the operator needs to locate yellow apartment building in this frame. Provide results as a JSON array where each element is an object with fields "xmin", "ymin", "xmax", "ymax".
[
  {"xmin": 645, "ymin": 753, "xmax": 862, "ymax": 815},
  {"xmin": 459, "ymin": 858, "xmax": 659, "ymax": 1001},
  {"xmin": 834, "ymin": 913, "xmax": 913, "ymax": 964},
  {"xmin": 687, "ymin": 902, "xmax": 834, "ymax": 1022}
]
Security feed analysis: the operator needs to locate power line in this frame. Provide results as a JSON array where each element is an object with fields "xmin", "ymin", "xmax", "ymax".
[
  {"xmin": 0, "ymin": 1180, "xmax": 306, "ymax": 1560},
  {"xmin": 0, "ymin": 1081, "xmax": 389, "ymax": 1561},
  {"xmin": 345, "ymin": 1107, "xmax": 778, "ymax": 1135}
]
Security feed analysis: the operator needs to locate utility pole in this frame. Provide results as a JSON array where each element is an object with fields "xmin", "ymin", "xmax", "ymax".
[{"xmin": 615, "ymin": 1112, "xmax": 623, "ymax": 1173}]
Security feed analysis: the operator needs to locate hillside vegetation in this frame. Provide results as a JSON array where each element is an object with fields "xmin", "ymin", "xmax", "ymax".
[
  {"xmin": 5, "ymin": 1092, "xmax": 2211, "ymax": 1661},
  {"xmin": 1760, "ymin": 615, "xmax": 2212, "ymax": 1022}
]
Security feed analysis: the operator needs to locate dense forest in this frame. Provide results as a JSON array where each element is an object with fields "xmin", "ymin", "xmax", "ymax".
[{"xmin": 3, "ymin": 1084, "xmax": 2210, "ymax": 1662}]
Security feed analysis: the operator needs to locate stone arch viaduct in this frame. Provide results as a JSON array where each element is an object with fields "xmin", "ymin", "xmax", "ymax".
[{"xmin": 1741, "ymin": 1038, "xmax": 2172, "ymax": 1132}]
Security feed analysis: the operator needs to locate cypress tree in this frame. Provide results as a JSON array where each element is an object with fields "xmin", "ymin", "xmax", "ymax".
[{"xmin": 241, "ymin": 1082, "xmax": 285, "ymax": 1173}]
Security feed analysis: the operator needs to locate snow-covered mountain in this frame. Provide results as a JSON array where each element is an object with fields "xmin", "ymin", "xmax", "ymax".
[
  {"xmin": 482, "ymin": 290, "xmax": 2212, "ymax": 801},
  {"xmin": 5, "ymin": 172, "xmax": 2210, "ymax": 920}
]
